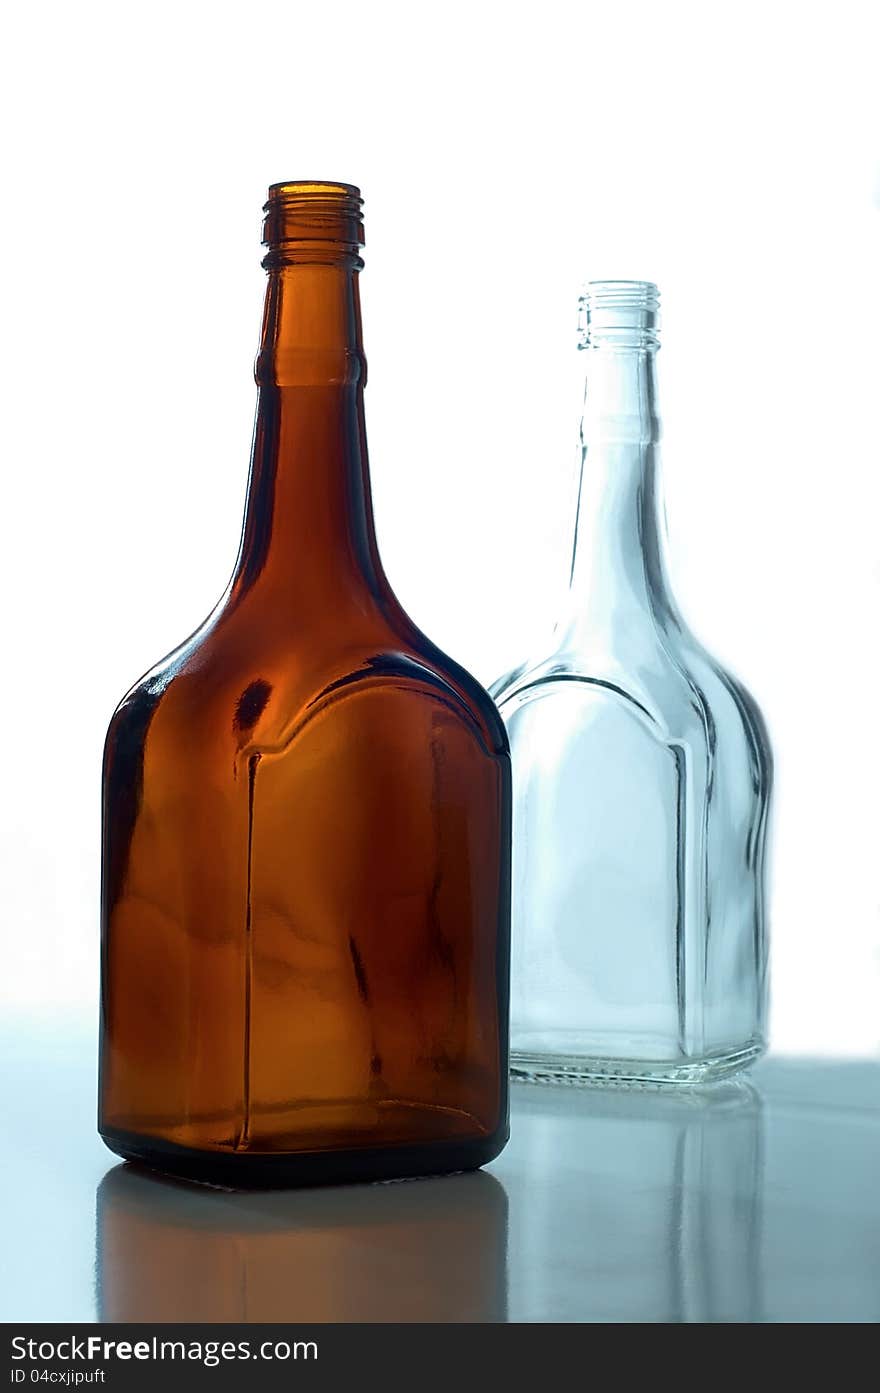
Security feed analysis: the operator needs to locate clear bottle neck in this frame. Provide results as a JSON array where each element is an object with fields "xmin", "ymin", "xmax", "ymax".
[{"xmin": 556, "ymin": 281, "xmax": 676, "ymax": 655}]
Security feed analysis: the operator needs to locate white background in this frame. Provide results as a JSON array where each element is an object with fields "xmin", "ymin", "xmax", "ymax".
[{"xmin": 1, "ymin": 0, "xmax": 878, "ymax": 1054}]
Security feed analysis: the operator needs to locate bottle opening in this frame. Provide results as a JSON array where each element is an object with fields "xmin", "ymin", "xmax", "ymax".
[
  {"xmin": 579, "ymin": 280, "xmax": 660, "ymax": 349},
  {"xmin": 262, "ymin": 180, "xmax": 364, "ymax": 269}
]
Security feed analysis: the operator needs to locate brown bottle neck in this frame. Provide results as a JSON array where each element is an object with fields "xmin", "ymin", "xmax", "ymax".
[
  {"xmin": 255, "ymin": 259, "xmax": 367, "ymax": 389},
  {"xmin": 232, "ymin": 261, "xmax": 383, "ymax": 612}
]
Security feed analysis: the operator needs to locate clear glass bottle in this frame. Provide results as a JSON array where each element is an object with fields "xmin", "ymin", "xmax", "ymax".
[{"xmin": 491, "ymin": 281, "xmax": 771, "ymax": 1085}]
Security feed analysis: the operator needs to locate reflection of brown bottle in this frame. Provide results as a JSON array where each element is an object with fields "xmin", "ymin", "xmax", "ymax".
[
  {"xmin": 99, "ymin": 182, "xmax": 510, "ymax": 1186},
  {"xmin": 96, "ymin": 1164, "xmax": 508, "ymax": 1322}
]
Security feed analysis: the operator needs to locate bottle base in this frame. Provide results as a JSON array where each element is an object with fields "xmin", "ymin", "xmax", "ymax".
[
  {"xmin": 510, "ymin": 1039, "xmax": 765, "ymax": 1088},
  {"xmin": 99, "ymin": 1123, "xmax": 509, "ymax": 1190}
]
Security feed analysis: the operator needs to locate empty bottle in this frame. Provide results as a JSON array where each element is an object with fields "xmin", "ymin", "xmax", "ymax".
[
  {"xmin": 492, "ymin": 281, "xmax": 771, "ymax": 1085},
  {"xmin": 99, "ymin": 182, "xmax": 511, "ymax": 1183}
]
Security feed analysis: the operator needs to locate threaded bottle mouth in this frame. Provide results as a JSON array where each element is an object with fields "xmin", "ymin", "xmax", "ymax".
[
  {"xmin": 262, "ymin": 181, "xmax": 364, "ymax": 269},
  {"xmin": 579, "ymin": 280, "xmax": 660, "ymax": 348}
]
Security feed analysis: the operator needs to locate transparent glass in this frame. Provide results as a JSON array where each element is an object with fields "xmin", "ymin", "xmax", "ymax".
[{"xmin": 491, "ymin": 281, "xmax": 771, "ymax": 1085}]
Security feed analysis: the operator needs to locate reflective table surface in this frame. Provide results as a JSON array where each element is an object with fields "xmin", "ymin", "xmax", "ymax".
[{"xmin": 2, "ymin": 1018, "xmax": 878, "ymax": 1322}]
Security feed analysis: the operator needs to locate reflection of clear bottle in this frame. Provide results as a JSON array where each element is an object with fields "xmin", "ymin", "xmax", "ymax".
[
  {"xmin": 95, "ymin": 1166, "xmax": 508, "ymax": 1323},
  {"xmin": 492, "ymin": 282, "xmax": 772, "ymax": 1084},
  {"xmin": 509, "ymin": 1081, "xmax": 764, "ymax": 1322}
]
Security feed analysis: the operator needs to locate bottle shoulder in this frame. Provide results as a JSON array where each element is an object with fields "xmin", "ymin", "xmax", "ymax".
[
  {"xmin": 493, "ymin": 618, "xmax": 770, "ymax": 773},
  {"xmin": 106, "ymin": 609, "xmax": 507, "ymax": 770},
  {"xmin": 674, "ymin": 632, "xmax": 773, "ymax": 783},
  {"xmin": 491, "ymin": 626, "xmax": 695, "ymax": 738}
]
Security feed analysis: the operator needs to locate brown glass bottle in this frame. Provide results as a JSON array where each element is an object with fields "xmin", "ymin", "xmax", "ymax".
[{"xmin": 99, "ymin": 182, "xmax": 511, "ymax": 1186}]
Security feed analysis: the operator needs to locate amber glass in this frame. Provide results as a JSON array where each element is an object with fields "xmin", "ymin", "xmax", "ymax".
[{"xmin": 99, "ymin": 182, "xmax": 511, "ymax": 1186}]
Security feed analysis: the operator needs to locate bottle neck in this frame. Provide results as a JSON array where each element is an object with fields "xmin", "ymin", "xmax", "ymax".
[
  {"xmin": 557, "ymin": 340, "xmax": 674, "ymax": 652},
  {"xmin": 231, "ymin": 258, "xmax": 383, "ymax": 612}
]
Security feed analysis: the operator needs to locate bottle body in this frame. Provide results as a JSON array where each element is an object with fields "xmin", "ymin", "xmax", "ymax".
[
  {"xmin": 99, "ymin": 184, "xmax": 510, "ymax": 1183},
  {"xmin": 492, "ymin": 282, "xmax": 770, "ymax": 1085}
]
